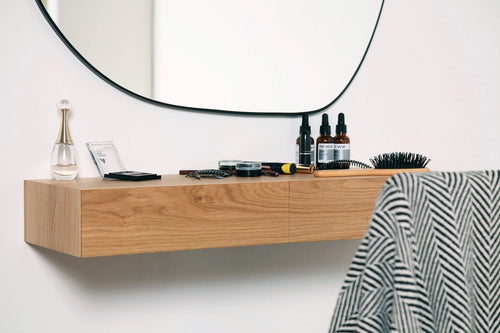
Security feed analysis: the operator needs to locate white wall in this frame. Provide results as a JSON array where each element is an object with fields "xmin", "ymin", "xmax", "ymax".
[
  {"xmin": 1, "ymin": 1, "xmax": 500, "ymax": 332},
  {"xmin": 55, "ymin": 0, "xmax": 153, "ymax": 97}
]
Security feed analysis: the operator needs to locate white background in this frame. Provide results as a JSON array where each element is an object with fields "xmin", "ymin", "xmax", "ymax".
[
  {"xmin": 50, "ymin": 0, "xmax": 153, "ymax": 97},
  {"xmin": 153, "ymin": 0, "xmax": 381, "ymax": 112},
  {"xmin": 1, "ymin": 0, "xmax": 500, "ymax": 332}
]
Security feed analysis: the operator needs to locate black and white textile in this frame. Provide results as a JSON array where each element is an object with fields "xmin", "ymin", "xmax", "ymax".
[{"xmin": 329, "ymin": 170, "xmax": 500, "ymax": 333}]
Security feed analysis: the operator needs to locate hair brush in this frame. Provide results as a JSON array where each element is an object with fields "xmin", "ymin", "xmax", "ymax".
[
  {"xmin": 315, "ymin": 152, "xmax": 430, "ymax": 177},
  {"xmin": 317, "ymin": 152, "xmax": 430, "ymax": 170},
  {"xmin": 317, "ymin": 159, "xmax": 371, "ymax": 170},
  {"xmin": 370, "ymin": 152, "xmax": 430, "ymax": 169}
]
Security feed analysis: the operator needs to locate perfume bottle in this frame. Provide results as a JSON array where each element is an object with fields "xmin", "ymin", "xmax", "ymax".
[{"xmin": 50, "ymin": 99, "xmax": 79, "ymax": 180}]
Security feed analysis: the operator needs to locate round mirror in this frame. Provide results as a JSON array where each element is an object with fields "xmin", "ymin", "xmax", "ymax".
[{"xmin": 37, "ymin": 0, "xmax": 384, "ymax": 114}]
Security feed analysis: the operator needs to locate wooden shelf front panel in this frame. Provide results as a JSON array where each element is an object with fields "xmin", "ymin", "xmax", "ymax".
[
  {"xmin": 290, "ymin": 176, "xmax": 388, "ymax": 243},
  {"xmin": 24, "ymin": 174, "xmax": 391, "ymax": 257},
  {"xmin": 80, "ymin": 181, "xmax": 289, "ymax": 257}
]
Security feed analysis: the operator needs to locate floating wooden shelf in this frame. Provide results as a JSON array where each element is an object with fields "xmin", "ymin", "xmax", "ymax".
[{"xmin": 24, "ymin": 174, "xmax": 390, "ymax": 257}]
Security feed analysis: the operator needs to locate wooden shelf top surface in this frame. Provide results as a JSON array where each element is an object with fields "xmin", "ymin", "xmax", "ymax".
[{"xmin": 25, "ymin": 173, "xmax": 388, "ymax": 190}]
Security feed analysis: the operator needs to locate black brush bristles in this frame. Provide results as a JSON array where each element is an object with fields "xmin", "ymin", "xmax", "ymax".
[
  {"xmin": 317, "ymin": 160, "xmax": 372, "ymax": 170},
  {"xmin": 369, "ymin": 152, "xmax": 430, "ymax": 169}
]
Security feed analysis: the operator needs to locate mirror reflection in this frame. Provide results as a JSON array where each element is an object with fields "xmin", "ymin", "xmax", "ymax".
[{"xmin": 38, "ymin": 0, "xmax": 383, "ymax": 114}]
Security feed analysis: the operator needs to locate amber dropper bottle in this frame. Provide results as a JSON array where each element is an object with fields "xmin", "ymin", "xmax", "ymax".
[
  {"xmin": 333, "ymin": 113, "xmax": 350, "ymax": 169},
  {"xmin": 316, "ymin": 113, "xmax": 335, "ymax": 168},
  {"xmin": 296, "ymin": 114, "xmax": 315, "ymax": 166}
]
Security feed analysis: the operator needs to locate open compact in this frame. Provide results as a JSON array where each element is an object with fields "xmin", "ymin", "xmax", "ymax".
[
  {"xmin": 218, "ymin": 160, "xmax": 242, "ymax": 172},
  {"xmin": 235, "ymin": 161, "xmax": 262, "ymax": 177}
]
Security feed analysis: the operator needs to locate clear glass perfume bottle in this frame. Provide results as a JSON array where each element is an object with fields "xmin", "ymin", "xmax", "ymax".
[{"xmin": 50, "ymin": 99, "xmax": 79, "ymax": 180}]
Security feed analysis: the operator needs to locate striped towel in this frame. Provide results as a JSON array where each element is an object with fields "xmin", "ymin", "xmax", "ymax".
[{"xmin": 329, "ymin": 170, "xmax": 500, "ymax": 333}]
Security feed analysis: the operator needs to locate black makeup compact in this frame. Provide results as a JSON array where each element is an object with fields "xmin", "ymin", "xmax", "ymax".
[
  {"xmin": 218, "ymin": 160, "xmax": 242, "ymax": 172},
  {"xmin": 105, "ymin": 171, "xmax": 161, "ymax": 181},
  {"xmin": 235, "ymin": 161, "xmax": 262, "ymax": 177}
]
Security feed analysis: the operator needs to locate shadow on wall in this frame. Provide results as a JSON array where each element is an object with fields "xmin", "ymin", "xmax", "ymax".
[{"xmin": 29, "ymin": 240, "xmax": 361, "ymax": 292}]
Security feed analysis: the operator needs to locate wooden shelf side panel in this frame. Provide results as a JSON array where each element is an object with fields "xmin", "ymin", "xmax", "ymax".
[
  {"xmin": 289, "ymin": 176, "xmax": 389, "ymax": 243},
  {"xmin": 24, "ymin": 181, "xmax": 81, "ymax": 256},
  {"xmin": 80, "ymin": 182, "xmax": 290, "ymax": 257}
]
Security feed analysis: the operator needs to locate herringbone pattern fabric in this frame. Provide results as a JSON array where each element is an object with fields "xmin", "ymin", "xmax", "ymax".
[{"xmin": 329, "ymin": 170, "xmax": 500, "ymax": 333}]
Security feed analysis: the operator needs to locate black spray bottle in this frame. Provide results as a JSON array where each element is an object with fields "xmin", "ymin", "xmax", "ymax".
[
  {"xmin": 296, "ymin": 114, "xmax": 315, "ymax": 166},
  {"xmin": 333, "ymin": 113, "xmax": 350, "ymax": 168},
  {"xmin": 316, "ymin": 113, "xmax": 335, "ymax": 168}
]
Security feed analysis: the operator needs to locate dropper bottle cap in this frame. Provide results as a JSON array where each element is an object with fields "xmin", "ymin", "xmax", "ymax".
[
  {"xmin": 319, "ymin": 113, "xmax": 331, "ymax": 135},
  {"xmin": 336, "ymin": 113, "xmax": 347, "ymax": 134},
  {"xmin": 299, "ymin": 114, "xmax": 311, "ymax": 134}
]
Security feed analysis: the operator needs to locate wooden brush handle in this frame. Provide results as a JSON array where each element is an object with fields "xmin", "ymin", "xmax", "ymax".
[{"xmin": 314, "ymin": 168, "xmax": 430, "ymax": 177}]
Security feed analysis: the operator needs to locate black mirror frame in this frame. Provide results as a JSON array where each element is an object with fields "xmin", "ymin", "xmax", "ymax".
[{"xmin": 35, "ymin": 0, "xmax": 384, "ymax": 116}]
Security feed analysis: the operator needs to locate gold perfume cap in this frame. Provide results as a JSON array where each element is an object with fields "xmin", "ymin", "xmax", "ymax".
[{"xmin": 55, "ymin": 99, "xmax": 74, "ymax": 144}]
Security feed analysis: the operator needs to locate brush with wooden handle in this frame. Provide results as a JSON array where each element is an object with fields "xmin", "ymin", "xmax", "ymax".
[{"xmin": 314, "ymin": 152, "xmax": 431, "ymax": 177}]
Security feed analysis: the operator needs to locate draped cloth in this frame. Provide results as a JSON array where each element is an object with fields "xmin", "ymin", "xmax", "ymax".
[{"xmin": 329, "ymin": 171, "xmax": 500, "ymax": 333}]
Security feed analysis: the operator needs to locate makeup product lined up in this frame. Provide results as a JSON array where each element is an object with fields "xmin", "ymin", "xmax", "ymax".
[
  {"xmin": 263, "ymin": 162, "xmax": 315, "ymax": 174},
  {"xmin": 316, "ymin": 113, "xmax": 335, "ymax": 168},
  {"xmin": 218, "ymin": 160, "xmax": 242, "ymax": 172},
  {"xmin": 295, "ymin": 112, "xmax": 349, "ymax": 169},
  {"xmin": 296, "ymin": 164, "xmax": 316, "ymax": 174},
  {"xmin": 261, "ymin": 162, "xmax": 296, "ymax": 175},
  {"xmin": 261, "ymin": 170, "xmax": 280, "ymax": 177},
  {"xmin": 299, "ymin": 127, "xmax": 311, "ymax": 165},
  {"xmin": 333, "ymin": 113, "xmax": 350, "ymax": 169},
  {"xmin": 296, "ymin": 114, "xmax": 315, "ymax": 166},
  {"xmin": 236, "ymin": 161, "xmax": 262, "ymax": 177},
  {"xmin": 180, "ymin": 161, "xmax": 304, "ymax": 179}
]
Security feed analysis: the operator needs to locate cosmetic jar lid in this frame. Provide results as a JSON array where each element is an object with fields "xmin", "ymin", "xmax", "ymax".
[
  {"xmin": 236, "ymin": 161, "xmax": 262, "ymax": 177},
  {"xmin": 218, "ymin": 160, "xmax": 242, "ymax": 171}
]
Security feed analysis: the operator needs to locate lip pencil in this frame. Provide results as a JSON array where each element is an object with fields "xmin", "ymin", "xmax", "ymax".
[{"xmin": 261, "ymin": 170, "xmax": 280, "ymax": 177}]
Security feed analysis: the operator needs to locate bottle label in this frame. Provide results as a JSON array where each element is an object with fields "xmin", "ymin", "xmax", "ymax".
[
  {"xmin": 296, "ymin": 143, "xmax": 316, "ymax": 165},
  {"xmin": 333, "ymin": 143, "xmax": 350, "ymax": 161},
  {"xmin": 311, "ymin": 144, "xmax": 315, "ymax": 166},
  {"xmin": 318, "ymin": 143, "xmax": 334, "ymax": 163}
]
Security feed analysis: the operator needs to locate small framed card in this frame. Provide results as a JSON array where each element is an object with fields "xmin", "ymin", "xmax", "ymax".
[{"xmin": 86, "ymin": 141, "xmax": 160, "ymax": 181}]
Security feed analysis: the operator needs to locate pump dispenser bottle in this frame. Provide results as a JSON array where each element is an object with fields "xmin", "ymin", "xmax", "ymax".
[
  {"xmin": 296, "ymin": 114, "xmax": 315, "ymax": 166},
  {"xmin": 333, "ymin": 113, "xmax": 350, "ymax": 169},
  {"xmin": 316, "ymin": 113, "xmax": 335, "ymax": 168}
]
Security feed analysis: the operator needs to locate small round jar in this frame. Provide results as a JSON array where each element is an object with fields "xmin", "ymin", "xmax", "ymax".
[
  {"xmin": 236, "ymin": 161, "xmax": 262, "ymax": 177},
  {"xmin": 218, "ymin": 160, "xmax": 242, "ymax": 172}
]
